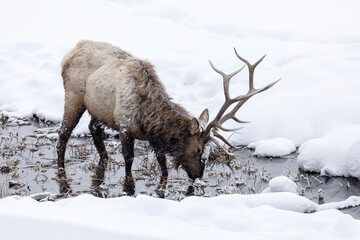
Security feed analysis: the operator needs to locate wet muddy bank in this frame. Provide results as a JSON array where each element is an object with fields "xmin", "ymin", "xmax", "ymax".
[{"xmin": 1, "ymin": 115, "xmax": 360, "ymax": 218}]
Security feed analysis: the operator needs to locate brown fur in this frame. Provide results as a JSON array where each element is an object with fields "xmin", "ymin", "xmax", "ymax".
[{"xmin": 57, "ymin": 40, "xmax": 209, "ymax": 186}]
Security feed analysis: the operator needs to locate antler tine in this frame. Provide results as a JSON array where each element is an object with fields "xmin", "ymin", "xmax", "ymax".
[
  {"xmin": 209, "ymin": 137, "xmax": 235, "ymax": 156},
  {"xmin": 232, "ymin": 78, "xmax": 281, "ymax": 102},
  {"xmin": 209, "ymin": 60, "xmax": 245, "ymax": 101},
  {"xmin": 204, "ymin": 50, "xmax": 280, "ymax": 156},
  {"xmin": 212, "ymin": 130, "xmax": 241, "ymax": 149},
  {"xmin": 229, "ymin": 65, "xmax": 245, "ymax": 78},
  {"xmin": 219, "ymin": 78, "xmax": 280, "ymax": 125},
  {"xmin": 232, "ymin": 116, "xmax": 251, "ymax": 124},
  {"xmin": 208, "ymin": 60, "xmax": 226, "ymax": 78},
  {"xmin": 235, "ymin": 51, "xmax": 266, "ymax": 69},
  {"xmin": 205, "ymin": 60, "xmax": 245, "ymax": 133},
  {"xmin": 209, "ymin": 60, "xmax": 245, "ymax": 78},
  {"xmin": 233, "ymin": 48, "xmax": 266, "ymax": 68},
  {"xmin": 234, "ymin": 48, "xmax": 266, "ymax": 91},
  {"xmin": 215, "ymin": 123, "xmax": 243, "ymax": 132}
]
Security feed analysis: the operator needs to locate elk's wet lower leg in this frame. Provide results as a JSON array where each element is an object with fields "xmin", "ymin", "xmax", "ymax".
[
  {"xmin": 121, "ymin": 135, "xmax": 135, "ymax": 178},
  {"xmin": 89, "ymin": 117, "xmax": 108, "ymax": 165},
  {"xmin": 57, "ymin": 124, "xmax": 74, "ymax": 169},
  {"xmin": 156, "ymin": 153, "xmax": 168, "ymax": 185},
  {"xmin": 57, "ymin": 95, "xmax": 85, "ymax": 169},
  {"xmin": 121, "ymin": 135, "xmax": 135, "ymax": 195}
]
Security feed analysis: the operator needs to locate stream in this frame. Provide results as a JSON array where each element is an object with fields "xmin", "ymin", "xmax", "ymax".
[{"xmin": 1, "ymin": 115, "xmax": 360, "ymax": 219}]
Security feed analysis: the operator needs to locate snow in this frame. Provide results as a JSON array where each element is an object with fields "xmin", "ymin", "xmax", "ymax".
[
  {"xmin": 1, "ymin": 0, "xmax": 359, "ymax": 147},
  {"xmin": 1, "ymin": 0, "xmax": 360, "ymax": 237},
  {"xmin": 1, "ymin": 193, "xmax": 360, "ymax": 240},
  {"xmin": 298, "ymin": 125, "xmax": 360, "ymax": 179},
  {"xmin": 0, "ymin": 0, "xmax": 358, "ymax": 174},
  {"xmin": 262, "ymin": 176, "xmax": 298, "ymax": 193},
  {"xmin": 248, "ymin": 138, "xmax": 296, "ymax": 157}
]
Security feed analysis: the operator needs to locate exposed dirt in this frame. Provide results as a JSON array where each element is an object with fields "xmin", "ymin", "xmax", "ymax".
[{"xmin": 1, "ymin": 115, "xmax": 360, "ymax": 218}]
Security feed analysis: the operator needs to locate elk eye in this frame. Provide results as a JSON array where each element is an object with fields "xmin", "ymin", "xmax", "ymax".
[{"xmin": 197, "ymin": 147, "xmax": 201, "ymax": 154}]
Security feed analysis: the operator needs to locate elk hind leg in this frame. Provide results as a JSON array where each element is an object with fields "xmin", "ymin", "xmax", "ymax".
[{"xmin": 57, "ymin": 93, "xmax": 85, "ymax": 169}]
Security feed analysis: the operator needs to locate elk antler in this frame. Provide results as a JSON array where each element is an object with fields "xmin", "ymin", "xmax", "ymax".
[{"xmin": 204, "ymin": 48, "xmax": 280, "ymax": 155}]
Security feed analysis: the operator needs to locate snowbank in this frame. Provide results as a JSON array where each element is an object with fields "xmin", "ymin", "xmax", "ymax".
[
  {"xmin": 248, "ymin": 138, "xmax": 296, "ymax": 157},
  {"xmin": 1, "ymin": 193, "xmax": 360, "ymax": 240},
  {"xmin": 0, "ymin": 0, "xmax": 360, "ymax": 146},
  {"xmin": 298, "ymin": 125, "xmax": 360, "ymax": 179}
]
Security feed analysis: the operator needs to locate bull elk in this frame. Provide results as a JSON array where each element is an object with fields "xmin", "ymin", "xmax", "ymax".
[{"xmin": 57, "ymin": 40, "xmax": 279, "ymax": 191}]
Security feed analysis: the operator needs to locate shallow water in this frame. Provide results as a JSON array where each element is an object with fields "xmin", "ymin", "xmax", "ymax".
[{"xmin": 1, "ymin": 116, "xmax": 360, "ymax": 218}]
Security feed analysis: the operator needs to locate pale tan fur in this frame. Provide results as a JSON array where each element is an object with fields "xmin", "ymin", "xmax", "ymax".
[
  {"xmin": 59, "ymin": 40, "xmax": 209, "ymax": 182},
  {"xmin": 61, "ymin": 40, "xmax": 168, "ymax": 139}
]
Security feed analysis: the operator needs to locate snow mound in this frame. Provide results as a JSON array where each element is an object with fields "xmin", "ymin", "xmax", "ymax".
[
  {"xmin": 248, "ymin": 138, "xmax": 296, "ymax": 157},
  {"xmin": 298, "ymin": 124, "xmax": 360, "ymax": 179},
  {"xmin": 262, "ymin": 176, "xmax": 298, "ymax": 193}
]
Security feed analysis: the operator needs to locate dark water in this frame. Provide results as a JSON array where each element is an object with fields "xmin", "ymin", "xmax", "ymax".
[{"xmin": 1, "ymin": 116, "xmax": 360, "ymax": 219}]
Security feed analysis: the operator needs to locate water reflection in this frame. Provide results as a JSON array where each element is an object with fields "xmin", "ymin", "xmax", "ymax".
[
  {"xmin": 90, "ymin": 159, "xmax": 136, "ymax": 197},
  {"xmin": 91, "ymin": 160, "xmax": 109, "ymax": 198},
  {"xmin": 56, "ymin": 169, "xmax": 72, "ymax": 195},
  {"xmin": 123, "ymin": 176, "xmax": 135, "ymax": 196}
]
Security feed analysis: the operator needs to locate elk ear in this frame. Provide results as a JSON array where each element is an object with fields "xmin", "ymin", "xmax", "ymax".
[
  {"xmin": 198, "ymin": 109, "xmax": 209, "ymax": 131},
  {"xmin": 190, "ymin": 118, "xmax": 200, "ymax": 135}
]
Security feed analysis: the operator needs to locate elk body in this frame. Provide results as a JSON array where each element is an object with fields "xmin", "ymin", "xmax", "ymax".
[{"xmin": 57, "ymin": 40, "xmax": 279, "ymax": 191}]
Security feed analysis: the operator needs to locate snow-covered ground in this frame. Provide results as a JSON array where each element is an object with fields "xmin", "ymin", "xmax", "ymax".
[
  {"xmin": 1, "ymin": 0, "xmax": 359, "ymax": 175},
  {"xmin": 1, "ymin": 0, "xmax": 360, "ymax": 238},
  {"xmin": 1, "ymin": 193, "xmax": 360, "ymax": 240},
  {"xmin": 1, "ymin": 0, "xmax": 359, "ymax": 144},
  {"xmin": 298, "ymin": 125, "xmax": 360, "ymax": 179},
  {"xmin": 248, "ymin": 138, "xmax": 296, "ymax": 157}
]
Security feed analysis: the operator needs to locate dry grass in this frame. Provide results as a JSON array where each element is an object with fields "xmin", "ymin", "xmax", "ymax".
[{"xmin": 0, "ymin": 175, "xmax": 9, "ymax": 198}]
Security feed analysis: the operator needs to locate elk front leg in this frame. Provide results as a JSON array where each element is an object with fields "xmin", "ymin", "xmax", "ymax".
[
  {"xmin": 120, "ymin": 134, "xmax": 135, "ymax": 195},
  {"xmin": 156, "ymin": 153, "xmax": 168, "ymax": 185}
]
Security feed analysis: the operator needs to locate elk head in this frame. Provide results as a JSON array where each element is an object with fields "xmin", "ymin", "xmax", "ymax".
[
  {"xmin": 170, "ymin": 109, "xmax": 209, "ymax": 181},
  {"xmin": 172, "ymin": 48, "xmax": 279, "ymax": 181},
  {"xmin": 185, "ymin": 48, "xmax": 280, "ymax": 179}
]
